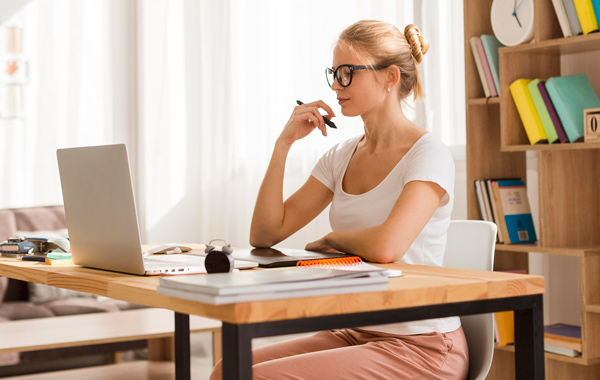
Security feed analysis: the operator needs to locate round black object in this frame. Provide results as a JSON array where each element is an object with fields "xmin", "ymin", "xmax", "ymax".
[{"xmin": 205, "ymin": 250, "xmax": 235, "ymax": 273}]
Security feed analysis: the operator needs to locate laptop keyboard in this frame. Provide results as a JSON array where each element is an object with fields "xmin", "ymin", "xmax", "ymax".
[{"xmin": 143, "ymin": 258, "xmax": 197, "ymax": 270}]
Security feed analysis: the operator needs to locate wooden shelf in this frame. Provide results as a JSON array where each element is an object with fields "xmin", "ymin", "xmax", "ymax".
[
  {"xmin": 584, "ymin": 304, "xmax": 600, "ymax": 314},
  {"xmin": 467, "ymin": 97, "xmax": 500, "ymax": 106},
  {"xmin": 465, "ymin": 0, "xmax": 600, "ymax": 377},
  {"xmin": 494, "ymin": 345, "xmax": 600, "ymax": 366},
  {"xmin": 500, "ymin": 33, "xmax": 600, "ymax": 55},
  {"xmin": 501, "ymin": 143, "xmax": 600, "ymax": 152},
  {"xmin": 495, "ymin": 244, "xmax": 600, "ymax": 257}
]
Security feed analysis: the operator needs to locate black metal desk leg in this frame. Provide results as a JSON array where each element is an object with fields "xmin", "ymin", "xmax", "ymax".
[
  {"xmin": 514, "ymin": 294, "xmax": 545, "ymax": 380},
  {"xmin": 175, "ymin": 312, "xmax": 191, "ymax": 380},
  {"xmin": 222, "ymin": 323, "xmax": 253, "ymax": 380}
]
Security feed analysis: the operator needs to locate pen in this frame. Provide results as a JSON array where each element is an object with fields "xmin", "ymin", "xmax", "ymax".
[{"xmin": 296, "ymin": 100, "xmax": 337, "ymax": 129}]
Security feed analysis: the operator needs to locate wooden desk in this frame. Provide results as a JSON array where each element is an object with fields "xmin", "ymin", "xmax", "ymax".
[{"xmin": 0, "ymin": 257, "xmax": 545, "ymax": 380}]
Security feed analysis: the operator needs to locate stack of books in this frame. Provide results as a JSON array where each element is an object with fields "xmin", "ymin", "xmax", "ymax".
[
  {"xmin": 474, "ymin": 179, "xmax": 537, "ymax": 244},
  {"xmin": 469, "ymin": 34, "xmax": 504, "ymax": 98},
  {"xmin": 545, "ymin": 323, "xmax": 582, "ymax": 357},
  {"xmin": 157, "ymin": 266, "xmax": 389, "ymax": 305},
  {"xmin": 552, "ymin": 0, "xmax": 600, "ymax": 37},
  {"xmin": 510, "ymin": 74, "xmax": 600, "ymax": 145}
]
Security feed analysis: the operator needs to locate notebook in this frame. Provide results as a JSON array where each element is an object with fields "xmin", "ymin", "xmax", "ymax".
[
  {"xmin": 157, "ymin": 267, "xmax": 389, "ymax": 305},
  {"xmin": 57, "ymin": 144, "xmax": 257, "ymax": 275},
  {"xmin": 231, "ymin": 247, "xmax": 358, "ymax": 268}
]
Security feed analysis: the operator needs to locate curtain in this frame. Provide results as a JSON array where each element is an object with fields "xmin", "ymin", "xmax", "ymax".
[
  {"xmin": 0, "ymin": 0, "xmax": 137, "ymax": 209},
  {"xmin": 139, "ymin": 0, "xmax": 465, "ymax": 248},
  {"xmin": 1, "ymin": 0, "xmax": 465, "ymax": 250}
]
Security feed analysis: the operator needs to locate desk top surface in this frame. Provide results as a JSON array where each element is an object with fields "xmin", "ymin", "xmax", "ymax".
[{"xmin": 0, "ymin": 256, "xmax": 544, "ymax": 324}]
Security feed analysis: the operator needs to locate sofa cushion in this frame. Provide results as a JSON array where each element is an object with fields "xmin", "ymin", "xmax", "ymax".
[
  {"xmin": 13, "ymin": 207, "xmax": 67, "ymax": 232},
  {"xmin": 0, "ymin": 209, "xmax": 17, "ymax": 241},
  {"xmin": 0, "ymin": 316, "xmax": 19, "ymax": 366},
  {"xmin": 0, "ymin": 302, "xmax": 54, "ymax": 320},
  {"xmin": 43, "ymin": 298, "xmax": 121, "ymax": 316},
  {"xmin": 28, "ymin": 283, "xmax": 96, "ymax": 304}
]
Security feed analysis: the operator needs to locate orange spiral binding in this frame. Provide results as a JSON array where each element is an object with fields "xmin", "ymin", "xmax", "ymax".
[{"xmin": 296, "ymin": 256, "xmax": 363, "ymax": 268}]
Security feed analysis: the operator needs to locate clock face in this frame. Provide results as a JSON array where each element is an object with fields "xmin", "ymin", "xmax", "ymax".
[{"xmin": 491, "ymin": 0, "xmax": 535, "ymax": 46}]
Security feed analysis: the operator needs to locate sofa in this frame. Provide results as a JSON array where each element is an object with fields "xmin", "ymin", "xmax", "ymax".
[{"xmin": 0, "ymin": 206, "xmax": 147, "ymax": 376}]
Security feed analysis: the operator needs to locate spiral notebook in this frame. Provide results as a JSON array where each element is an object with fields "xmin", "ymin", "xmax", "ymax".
[{"xmin": 296, "ymin": 257, "xmax": 402, "ymax": 277}]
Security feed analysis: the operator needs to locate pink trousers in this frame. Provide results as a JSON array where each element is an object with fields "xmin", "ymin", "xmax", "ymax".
[{"xmin": 210, "ymin": 326, "xmax": 469, "ymax": 380}]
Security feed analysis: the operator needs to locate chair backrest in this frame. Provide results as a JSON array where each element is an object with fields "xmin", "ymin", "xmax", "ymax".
[{"xmin": 443, "ymin": 220, "xmax": 497, "ymax": 380}]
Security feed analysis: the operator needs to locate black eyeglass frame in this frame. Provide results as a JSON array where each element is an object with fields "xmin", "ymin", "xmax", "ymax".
[{"xmin": 325, "ymin": 64, "xmax": 389, "ymax": 88}]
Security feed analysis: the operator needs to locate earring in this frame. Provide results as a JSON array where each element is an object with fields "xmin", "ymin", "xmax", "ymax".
[{"xmin": 387, "ymin": 87, "xmax": 390, "ymax": 93}]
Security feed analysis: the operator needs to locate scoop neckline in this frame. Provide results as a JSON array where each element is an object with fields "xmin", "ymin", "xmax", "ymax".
[{"xmin": 339, "ymin": 132, "xmax": 430, "ymax": 197}]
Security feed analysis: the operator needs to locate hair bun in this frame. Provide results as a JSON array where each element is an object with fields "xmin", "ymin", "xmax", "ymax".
[{"xmin": 403, "ymin": 24, "xmax": 429, "ymax": 64}]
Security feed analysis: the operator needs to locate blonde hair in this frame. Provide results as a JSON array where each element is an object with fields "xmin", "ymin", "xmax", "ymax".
[{"xmin": 337, "ymin": 20, "xmax": 429, "ymax": 101}]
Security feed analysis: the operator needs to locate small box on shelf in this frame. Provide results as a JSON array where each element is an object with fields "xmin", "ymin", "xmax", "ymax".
[{"xmin": 584, "ymin": 108, "xmax": 600, "ymax": 143}]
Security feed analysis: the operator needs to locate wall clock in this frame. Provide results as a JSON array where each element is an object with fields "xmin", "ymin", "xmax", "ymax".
[{"xmin": 490, "ymin": 0, "xmax": 535, "ymax": 46}]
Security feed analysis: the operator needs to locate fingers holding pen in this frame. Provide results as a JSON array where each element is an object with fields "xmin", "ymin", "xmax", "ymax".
[{"xmin": 295, "ymin": 100, "xmax": 334, "ymax": 135}]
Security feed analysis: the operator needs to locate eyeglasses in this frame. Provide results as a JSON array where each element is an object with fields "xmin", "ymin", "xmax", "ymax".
[{"xmin": 325, "ymin": 64, "xmax": 388, "ymax": 88}]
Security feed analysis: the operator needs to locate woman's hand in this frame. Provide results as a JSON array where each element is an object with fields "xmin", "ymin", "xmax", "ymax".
[
  {"xmin": 279, "ymin": 100, "xmax": 335, "ymax": 146},
  {"xmin": 305, "ymin": 235, "xmax": 343, "ymax": 254}
]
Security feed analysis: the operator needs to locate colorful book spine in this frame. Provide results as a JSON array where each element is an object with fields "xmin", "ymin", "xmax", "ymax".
[
  {"xmin": 528, "ymin": 79, "xmax": 559, "ymax": 144},
  {"xmin": 593, "ymin": 0, "xmax": 600, "ymax": 25},
  {"xmin": 509, "ymin": 79, "xmax": 548, "ymax": 145},
  {"xmin": 495, "ymin": 180, "xmax": 537, "ymax": 244},
  {"xmin": 486, "ymin": 179, "xmax": 504, "ymax": 244},
  {"xmin": 537, "ymin": 81, "xmax": 569, "ymax": 143},
  {"xmin": 480, "ymin": 35, "xmax": 503, "ymax": 96},
  {"xmin": 476, "ymin": 38, "xmax": 498, "ymax": 97},
  {"xmin": 494, "ymin": 311, "xmax": 515, "ymax": 346},
  {"xmin": 552, "ymin": 0, "xmax": 574, "ymax": 37},
  {"xmin": 546, "ymin": 74, "xmax": 600, "ymax": 142},
  {"xmin": 574, "ymin": 0, "xmax": 600, "ymax": 34},
  {"xmin": 474, "ymin": 180, "xmax": 489, "ymax": 222},
  {"xmin": 563, "ymin": 0, "xmax": 584, "ymax": 35},
  {"xmin": 469, "ymin": 37, "xmax": 491, "ymax": 98},
  {"xmin": 491, "ymin": 181, "xmax": 510, "ymax": 243}
]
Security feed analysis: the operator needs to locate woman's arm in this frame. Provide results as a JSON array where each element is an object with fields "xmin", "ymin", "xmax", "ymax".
[
  {"xmin": 250, "ymin": 101, "xmax": 335, "ymax": 247},
  {"xmin": 305, "ymin": 180, "xmax": 446, "ymax": 263}
]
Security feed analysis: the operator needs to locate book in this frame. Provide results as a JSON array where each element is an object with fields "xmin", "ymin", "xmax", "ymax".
[
  {"xmin": 474, "ymin": 180, "xmax": 489, "ymax": 222},
  {"xmin": 552, "ymin": 0, "xmax": 574, "ymax": 37},
  {"xmin": 546, "ymin": 74, "xmax": 600, "ymax": 142},
  {"xmin": 480, "ymin": 35, "xmax": 504, "ymax": 96},
  {"xmin": 486, "ymin": 179, "xmax": 505, "ymax": 244},
  {"xmin": 593, "ymin": 0, "xmax": 600, "ymax": 27},
  {"xmin": 491, "ymin": 181, "xmax": 510, "ymax": 243},
  {"xmin": 45, "ymin": 257, "xmax": 75, "ymax": 265},
  {"xmin": 494, "ymin": 311, "xmax": 515, "ymax": 346},
  {"xmin": 479, "ymin": 180, "xmax": 500, "ymax": 242},
  {"xmin": 544, "ymin": 323, "xmax": 581, "ymax": 342},
  {"xmin": 528, "ymin": 79, "xmax": 559, "ymax": 144},
  {"xmin": 476, "ymin": 38, "xmax": 498, "ymax": 97},
  {"xmin": 509, "ymin": 79, "xmax": 548, "ymax": 145},
  {"xmin": 157, "ymin": 267, "xmax": 389, "ymax": 305},
  {"xmin": 563, "ymin": 0, "xmax": 584, "ymax": 35},
  {"xmin": 574, "ymin": 0, "xmax": 599, "ymax": 34},
  {"xmin": 544, "ymin": 322, "xmax": 583, "ymax": 357},
  {"xmin": 493, "ymin": 180, "xmax": 537, "ymax": 244},
  {"xmin": 469, "ymin": 37, "xmax": 491, "ymax": 98},
  {"xmin": 544, "ymin": 343, "xmax": 581, "ymax": 357},
  {"xmin": 295, "ymin": 256, "xmax": 389, "ymax": 273},
  {"xmin": 537, "ymin": 81, "xmax": 569, "ymax": 143}
]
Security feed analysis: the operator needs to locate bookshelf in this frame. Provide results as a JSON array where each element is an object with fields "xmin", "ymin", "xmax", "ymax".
[{"xmin": 464, "ymin": 0, "xmax": 600, "ymax": 378}]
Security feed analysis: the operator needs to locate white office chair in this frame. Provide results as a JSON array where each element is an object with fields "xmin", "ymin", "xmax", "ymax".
[{"xmin": 443, "ymin": 220, "xmax": 497, "ymax": 380}]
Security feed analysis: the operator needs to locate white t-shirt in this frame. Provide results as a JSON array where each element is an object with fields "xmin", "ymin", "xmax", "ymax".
[{"xmin": 311, "ymin": 132, "xmax": 461, "ymax": 335}]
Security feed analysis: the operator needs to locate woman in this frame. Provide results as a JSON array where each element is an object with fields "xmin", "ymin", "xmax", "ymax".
[{"xmin": 210, "ymin": 20, "xmax": 468, "ymax": 380}]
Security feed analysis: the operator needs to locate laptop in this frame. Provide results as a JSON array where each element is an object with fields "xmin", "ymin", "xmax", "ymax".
[
  {"xmin": 57, "ymin": 144, "xmax": 257, "ymax": 275},
  {"xmin": 232, "ymin": 247, "xmax": 356, "ymax": 268}
]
